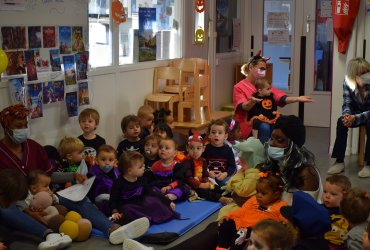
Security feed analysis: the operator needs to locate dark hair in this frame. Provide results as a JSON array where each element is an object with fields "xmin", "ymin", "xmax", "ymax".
[
  {"xmin": 258, "ymin": 172, "xmax": 285, "ymax": 194},
  {"xmin": 153, "ymin": 108, "xmax": 172, "ymax": 125},
  {"xmin": 118, "ymin": 151, "xmax": 144, "ymax": 174},
  {"xmin": 159, "ymin": 138, "xmax": 178, "ymax": 150},
  {"xmin": 120, "ymin": 115, "xmax": 140, "ymax": 132},
  {"xmin": 325, "ymin": 175, "xmax": 351, "ymax": 194},
  {"xmin": 154, "ymin": 122, "xmax": 173, "ymax": 138},
  {"xmin": 340, "ymin": 188, "xmax": 370, "ymax": 225},
  {"xmin": 207, "ymin": 119, "xmax": 229, "ymax": 135},
  {"xmin": 225, "ymin": 118, "xmax": 240, "ymax": 140},
  {"xmin": 28, "ymin": 169, "xmax": 48, "ymax": 186},
  {"xmin": 97, "ymin": 144, "xmax": 117, "ymax": 158},
  {"xmin": 145, "ymin": 134, "xmax": 161, "ymax": 144},
  {"xmin": 79, "ymin": 108, "xmax": 100, "ymax": 125},
  {"xmin": 0, "ymin": 169, "xmax": 28, "ymax": 207}
]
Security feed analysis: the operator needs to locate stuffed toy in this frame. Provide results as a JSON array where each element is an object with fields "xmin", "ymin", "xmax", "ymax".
[{"xmin": 59, "ymin": 211, "xmax": 92, "ymax": 242}]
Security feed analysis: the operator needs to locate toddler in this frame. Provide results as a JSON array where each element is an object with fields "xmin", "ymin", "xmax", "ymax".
[
  {"xmin": 202, "ymin": 119, "xmax": 237, "ymax": 186},
  {"xmin": 78, "ymin": 108, "xmax": 106, "ymax": 167},
  {"xmin": 87, "ymin": 144, "xmax": 120, "ymax": 216},
  {"xmin": 147, "ymin": 138, "xmax": 189, "ymax": 201},
  {"xmin": 116, "ymin": 115, "xmax": 144, "ymax": 159},
  {"xmin": 110, "ymin": 151, "xmax": 177, "ymax": 224},
  {"xmin": 247, "ymin": 78, "xmax": 280, "ymax": 142},
  {"xmin": 322, "ymin": 175, "xmax": 351, "ymax": 249},
  {"xmin": 216, "ymin": 172, "xmax": 287, "ymax": 250},
  {"xmin": 153, "ymin": 108, "xmax": 174, "ymax": 128},
  {"xmin": 154, "ymin": 122, "xmax": 173, "ymax": 139},
  {"xmin": 225, "ymin": 118, "xmax": 242, "ymax": 170},
  {"xmin": 364, "ymin": 222, "xmax": 370, "ymax": 250},
  {"xmin": 340, "ymin": 188, "xmax": 370, "ymax": 250},
  {"xmin": 137, "ymin": 105, "xmax": 154, "ymax": 139},
  {"xmin": 143, "ymin": 134, "xmax": 161, "ymax": 170},
  {"xmin": 183, "ymin": 131, "xmax": 233, "ymax": 204}
]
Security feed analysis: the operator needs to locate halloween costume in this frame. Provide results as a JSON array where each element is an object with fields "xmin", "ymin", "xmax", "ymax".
[{"xmin": 247, "ymin": 92, "xmax": 280, "ymax": 127}]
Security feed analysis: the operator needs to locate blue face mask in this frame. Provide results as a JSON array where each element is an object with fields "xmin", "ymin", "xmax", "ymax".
[
  {"xmin": 267, "ymin": 145, "xmax": 285, "ymax": 160},
  {"xmin": 8, "ymin": 128, "xmax": 29, "ymax": 144},
  {"xmin": 360, "ymin": 72, "xmax": 370, "ymax": 84},
  {"xmin": 102, "ymin": 165, "xmax": 113, "ymax": 173}
]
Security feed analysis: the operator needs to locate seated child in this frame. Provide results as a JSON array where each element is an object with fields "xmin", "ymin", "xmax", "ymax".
[
  {"xmin": 117, "ymin": 115, "xmax": 145, "ymax": 159},
  {"xmin": 216, "ymin": 172, "xmax": 287, "ymax": 250},
  {"xmin": 322, "ymin": 175, "xmax": 351, "ymax": 249},
  {"xmin": 137, "ymin": 105, "xmax": 155, "ymax": 139},
  {"xmin": 340, "ymin": 188, "xmax": 370, "ymax": 250},
  {"xmin": 78, "ymin": 108, "xmax": 106, "ymax": 167},
  {"xmin": 143, "ymin": 134, "xmax": 161, "ymax": 170},
  {"xmin": 154, "ymin": 122, "xmax": 173, "ymax": 139},
  {"xmin": 183, "ymin": 131, "xmax": 233, "ymax": 204},
  {"xmin": 147, "ymin": 138, "xmax": 189, "ymax": 201},
  {"xmin": 247, "ymin": 78, "xmax": 280, "ymax": 142},
  {"xmin": 110, "ymin": 151, "xmax": 177, "ymax": 225},
  {"xmin": 154, "ymin": 108, "xmax": 174, "ymax": 128},
  {"xmin": 364, "ymin": 222, "xmax": 370, "ymax": 250},
  {"xmin": 202, "ymin": 119, "xmax": 237, "ymax": 186},
  {"xmin": 225, "ymin": 118, "xmax": 242, "ymax": 170},
  {"xmin": 87, "ymin": 145, "xmax": 120, "ymax": 216}
]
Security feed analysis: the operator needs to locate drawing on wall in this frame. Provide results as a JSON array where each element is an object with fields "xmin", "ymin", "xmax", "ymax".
[
  {"xmin": 24, "ymin": 50, "xmax": 38, "ymax": 81},
  {"xmin": 8, "ymin": 77, "xmax": 26, "ymax": 105},
  {"xmin": 66, "ymin": 91, "xmax": 78, "ymax": 117},
  {"xmin": 35, "ymin": 50, "xmax": 50, "ymax": 72},
  {"xmin": 75, "ymin": 51, "xmax": 88, "ymax": 80},
  {"xmin": 72, "ymin": 26, "xmax": 85, "ymax": 52},
  {"xmin": 5, "ymin": 51, "xmax": 26, "ymax": 75},
  {"xmin": 59, "ymin": 26, "xmax": 72, "ymax": 54},
  {"xmin": 1, "ymin": 26, "xmax": 26, "ymax": 50},
  {"xmin": 50, "ymin": 49, "xmax": 62, "ymax": 72},
  {"xmin": 78, "ymin": 81, "xmax": 89, "ymax": 106},
  {"xmin": 43, "ymin": 26, "xmax": 56, "ymax": 48},
  {"xmin": 63, "ymin": 55, "xmax": 76, "ymax": 85},
  {"xmin": 138, "ymin": 7, "xmax": 157, "ymax": 62},
  {"xmin": 27, "ymin": 83, "xmax": 43, "ymax": 119},
  {"xmin": 43, "ymin": 80, "xmax": 65, "ymax": 104},
  {"xmin": 28, "ymin": 26, "xmax": 42, "ymax": 49}
]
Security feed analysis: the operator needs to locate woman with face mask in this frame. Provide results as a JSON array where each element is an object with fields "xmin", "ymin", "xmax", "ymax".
[
  {"xmin": 233, "ymin": 51, "xmax": 313, "ymax": 143},
  {"xmin": 328, "ymin": 57, "xmax": 370, "ymax": 178}
]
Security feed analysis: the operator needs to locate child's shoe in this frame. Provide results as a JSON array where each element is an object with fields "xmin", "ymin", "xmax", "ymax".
[
  {"xmin": 358, "ymin": 166, "xmax": 370, "ymax": 178},
  {"xmin": 122, "ymin": 239, "xmax": 154, "ymax": 250},
  {"xmin": 38, "ymin": 233, "xmax": 72, "ymax": 250},
  {"xmin": 109, "ymin": 217, "xmax": 150, "ymax": 245}
]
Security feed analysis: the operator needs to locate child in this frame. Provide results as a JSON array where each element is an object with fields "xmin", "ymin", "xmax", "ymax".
[
  {"xmin": 154, "ymin": 108, "xmax": 174, "ymax": 128},
  {"xmin": 110, "ymin": 151, "xmax": 177, "ymax": 224},
  {"xmin": 147, "ymin": 138, "xmax": 189, "ymax": 201},
  {"xmin": 154, "ymin": 122, "xmax": 174, "ymax": 139},
  {"xmin": 202, "ymin": 119, "xmax": 237, "ymax": 186},
  {"xmin": 225, "ymin": 118, "xmax": 242, "ymax": 170},
  {"xmin": 183, "ymin": 131, "xmax": 233, "ymax": 204},
  {"xmin": 116, "ymin": 115, "xmax": 145, "ymax": 159},
  {"xmin": 246, "ymin": 219, "xmax": 298, "ymax": 250},
  {"xmin": 340, "ymin": 188, "xmax": 370, "ymax": 250},
  {"xmin": 322, "ymin": 175, "xmax": 351, "ymax": 249},
  {"xmin": 247, "ymin": 78, "xmax": 280, "ymax": 142},
  {"xmin": 216, "ymin": 172, "xmax": 287, "ymax": 250},
  {"xmin": 78, "ymin": 108, "xmax": 106, "ymax": 167},
  {"xmin": 137, "ymin": 105, "xmax": 154, "ymax": 139},
  {"xmin": 364, "ymin": 222, "xmax": 370, "ymax": 250},
  {"xmin": 87, "ymin": 144, "xmax": 120, "ymax": 216},
  {"xmin": 144, "ymin": 134, "xmax": 161, "ymax": 170}
]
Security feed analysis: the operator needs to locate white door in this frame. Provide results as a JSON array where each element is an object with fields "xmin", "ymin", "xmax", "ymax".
[{"xmin": 251, "ymin": 0, "xmax": 332, "ymax": 127}]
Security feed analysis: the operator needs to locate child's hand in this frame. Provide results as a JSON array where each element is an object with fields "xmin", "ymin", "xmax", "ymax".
[
  {"xmin": 0, "ymin": 242, "xmax": 7, "ymax": 250},
  {"xmin": 199, "ymin": 182, "xmax": 211, "ymax": 189},
  {"xmin": 111, "ymin": 212, "xmax": 123, "ymax": 222},
  {"xmin": 216, "ymin": 172, "xmax": 227, "ymax": 181},
  {"xmin": 209, "ymin": 170, "xmax": 219, "ymax": 178},
  {"xmin": 161, "ymin": 186, "xmax": 172, "ymax": 194},
  {"xmin": 74, "ymin": 173, "xmax": 88, "ymax": 183},
  {"xmin": 170, "ymin": 202, "xmax": 176, "ymax": 210}
]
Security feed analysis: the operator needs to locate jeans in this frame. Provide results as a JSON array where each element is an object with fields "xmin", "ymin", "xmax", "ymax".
[
  {"xmin": 58, "ymin": 196, "xmax": 114, "ymax": 237},
  {"xmin": 332, "ymin": 117, "xmax": 370, "ymax": 164},
  {"xmin": 258, "ymin": 122, "xmax": 273, "ymax": 144},
  {"xmin": 0, "ymin": 204, "xmax": 48, "ymax": 239}
]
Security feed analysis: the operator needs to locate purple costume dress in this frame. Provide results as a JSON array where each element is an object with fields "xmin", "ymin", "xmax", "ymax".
[
  {"xmin": 87, "ymin": 165, "xmax": 120, "ymax": 216},
  {"xmin": 109, "ymin": 176, "xmax": 178, "ymax": 224}
]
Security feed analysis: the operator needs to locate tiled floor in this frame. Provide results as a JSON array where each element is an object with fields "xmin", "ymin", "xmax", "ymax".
[{"xmin": 3, "ymin": 127, "xmax": 370, "ymax": 250}]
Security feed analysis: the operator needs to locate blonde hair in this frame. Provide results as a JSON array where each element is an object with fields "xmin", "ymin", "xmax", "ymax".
[
  {"xmin": 346, "ymin": 57, "xmax": 370, "ymax": 81},
  {"xmin": 137, "ymin": 105, "xmax": 154, "ymax": 118},
  {"xmin": 240, "ymin": 55, "xmax": 267, "ymax": 77},
  {"xmin": 79, "ymin": 108, "xmax": 100, "ymax": 125},
  {"xmin": 255, "ymin": 78, "xmax": 271, "ymax": 90},
  {"xmin": 58, "ymin": 136, "xmax": 84, "ymax": 159}
]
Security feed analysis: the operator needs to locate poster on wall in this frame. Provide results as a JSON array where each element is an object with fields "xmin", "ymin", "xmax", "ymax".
[
  {"xmin": 35, "ymin": 50, "xmax": 50, "ymax": 72},
  {"xmin": 72, "ymin": 26, "xmax": 85, "ymax": 52},
  {"xmin": 50, "ymin": 49, "xmax": 61, "ymax": 72},
  {"xmin": 8, "ymin": 77, "xmax": 25, "ymax": 105},
  {"xmin": 43, "ymin": 81, "xmax": 64, "ymax": 104},
  {"xmin": 138, "ymin": 7, "xmax": 157, "ymax": 62},
  {"xmin": 63, "ymin": 55, "xmax": 76, "ymax": 85},
  {"xmin": 75, "ymin": 51, "xmax": 89, "ymax": 80},
  {"xmin": 78, "ymin": 81, "xmax": 89, "ymax": 106},
  {"xmin": 25, "ymin": 50, "xmax": 38, "ymax": 81},
  {"xmin": 66, "ymin": 92, "xmax": 78, "ymax": 117},
  {"xmin": 59, "ymin": 26, "xmax": 72, "ymax": 54},
  {"xmin": 27, "ymin": 83, "xmax": 43, "ymax": 119},
  {"xmin": 43, "ymin": 26, "xmax": 56, "ymax": 48},
  {"xmin": 5, "ymin": 51, "xmax": 26, "ymax": 75},
  {"xmin": 1, "ymin": 26, "xmax": 26, "ymax": 50},
  {"xmin": 28, "ymin": 26, "xmax": 42, "ymax": 49}
]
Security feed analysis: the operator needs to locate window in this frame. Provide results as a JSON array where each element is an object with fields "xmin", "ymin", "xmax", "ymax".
[{"xmin": 88, "ymin": 0, "xmax": 183, "ymax": 68}]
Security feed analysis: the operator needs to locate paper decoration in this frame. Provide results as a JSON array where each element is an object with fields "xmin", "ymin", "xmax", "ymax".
[{"xmin": 195, "ymin": 27, "xmax": 205, "ymax": 45}]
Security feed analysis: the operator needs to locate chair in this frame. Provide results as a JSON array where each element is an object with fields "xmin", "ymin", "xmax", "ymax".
[
  {"xmin": 163, "ymin": 58, "xmax": 198, "ymax": 94},
  {"xmin": 144, "ymin": 66, "xmax": 183, "ymax": 115}
]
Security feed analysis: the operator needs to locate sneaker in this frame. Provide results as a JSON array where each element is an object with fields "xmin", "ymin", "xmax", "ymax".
[
  {"xmin": 38, "ymin": 233, "xmax": 72, "ymax": 250},
  {"xmin": 327, "ymin": 162, "xmax": 344, "ymax": 174},
  {"xmin": 109, "ymin": 217, "xmax": 150, "ymax": 245},
  {"xmin": 358, "ymin": 166, "xmax": 370, "ymax": 178},
  {"xmin": 122, "ymin": 239, "xmax": 154, "ymax": 250}
]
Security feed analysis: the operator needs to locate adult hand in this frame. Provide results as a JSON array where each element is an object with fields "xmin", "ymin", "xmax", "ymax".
[
  {"xmin": 297, "ymin": 96, "xmax": 313, "ymax": 102},
  {"xmin": 342, "ymin": 114, "xmax": 355, "ymax": 127},
  {"xmin": 0, "ymin": 242, "xmax": 7, "ymax": 250}
]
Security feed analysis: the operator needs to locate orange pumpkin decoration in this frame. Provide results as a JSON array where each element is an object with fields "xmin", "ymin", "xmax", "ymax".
[
  {"xmin": 262, "ymin": 99, "xmax": 272, "ymax": 110},
  {"xmin": 195, "ymin": 0, "xmax": 205, "ymax": 13},
  {"xmin": 112, "ymin": 0, "xmax": 126, "ymax": 24}
]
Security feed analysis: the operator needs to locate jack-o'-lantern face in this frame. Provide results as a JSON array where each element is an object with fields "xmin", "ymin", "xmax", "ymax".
[
  {"xmin": 195, "ymin": 28, "xmax": 205, "ymax": 45},
  {"xmin": 195, "ymin": 0, "xmax": 205, "ymax": 13},
  {"xmin": 262, "ymin": 99, "xmax": 272, "ymax": 110}
]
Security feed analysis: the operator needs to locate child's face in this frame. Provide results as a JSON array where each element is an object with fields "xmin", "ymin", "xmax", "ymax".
[
  {"xmin": 187, "ymin": 141, "xmax": 205, "ymax": 160},
  {"xmin": 258, "ymin": 84, "xmax": 272, "ymax": 97},
  {"xmin": 68, "ymin": 150, "xmax": 84, "ymax": 163},
  {"xmin": 155, "ymin": 129, "xmax": 167, "ymax": 139},
  {"xmin": 140, "ymin": 113, "xmax": 154, "ymax": 129},
  {"xmin": 322, "ymin": 181, "xmax": 345, "ymax": 208},
  {"xmin": 96, "ymin": 151, "xmax": 117, "ymax": 172},
  {"xmin": 127, "ymin": 159, "xmax": 145, "ymax": 178},
  {"xmin": 233, "ymin": 127, "xmax": 242, "ymax": 141},
  {"xmin": 209, "ymin": 125, "xmax": 228, "ymax": 147},
  {"xmin": 144, "ymin": 139, "xmax": 159, "ymax": 157},
  {"xmin": 125, "ymin": 121, "xmax": 141, "ymax": 140},
  {"xmin": 255, "ymin": 181, "xmax": 279, "ymax": 207},
  {"xmin": 247, "ymin": 231, "xmax": 270, "ymax": 250},
  {"xmin": 30, "ymin": 175, "xmax": 51, "ymax": 194},
  {"xmin": 363, "ymin": 230, "xmax": 370, "ymax": 250},
  {"xmin": 79, "ymin": 116, "xmax": 97, "ymax": 134},
  {"xmin": 159, "ymin": 140, "xmax": 177, "ymax": 162}
]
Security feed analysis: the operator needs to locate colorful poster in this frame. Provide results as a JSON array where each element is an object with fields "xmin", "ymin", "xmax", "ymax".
[
  {"xmin": 63, "ymin": 55, "xmax": 76, "ymax": 85},
  {"xmin": 8, "ymin": 77, "xmax": 25, "ymax": 105},
  {"xmin": 138, "ymin": 8, "xmax": 157, "ymax": 62},
  {"xmin": 27, "ymin": 83, "xmax": 43, "ymax": 119},
  {"xmin": 5, "ymin": 51, "xmax": 26, "ymax": 75},
  {"xmin": 75, "ymin": 51, "xmax": 89, "ymax": 80},
  {"xmin": 156, "ymin": 0, "xmax": 171, "ymax": 30},
  {"xmin": 35, "ymin": 50, "xmax": 50, "ymax": 72},
  {"xmin": 43, "ymin": 81, "xmax": 65, "ymax": 104},
  {"xmin": 78, "ymin": 81, "xmax": 89, "ymax": 106},
  {"xmin": 59, "ymin": 26, "xmax": 72, "ymax": 54},
  {"xmin": 50, "ymin": 49, "xmax": 61, "ymax": 72},
  {"xmin": 28, "ymin": 26, "xmax": 42, "ymax": 49},
  {"xmin": 43, "ymin": 26, "xmax": 56, "ymax": 48},
  {"xmin": 72, "ymin": 26, "xmax": 85, "ymax": 52},
  {"xmin": 1, "ymin": 26, "xmax": 26, "ymax": 50},
  {"xmin": 24, "ymin": 50, "xmax": 38, "ymax": 81},
  {"xmin": 66, "ymin": 92, "xmax": 78, "ymax": 117}
]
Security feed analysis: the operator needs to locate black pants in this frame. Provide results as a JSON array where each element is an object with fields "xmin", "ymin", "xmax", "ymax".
[
  {"xmin": 217, "ymin": 219, "xmax": 246, "ymax": 250},
  {"xmin": 196, "ymin": 185, "xmax": 223, "ymax": 202}
]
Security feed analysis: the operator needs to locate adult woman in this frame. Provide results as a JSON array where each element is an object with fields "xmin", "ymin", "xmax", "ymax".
[
  {"xmin": 328, "ymin": 57, "xmax": 370, "ymax": 178},
  {"xmin": 0, "ymin": 104, "xmax": 149, "ymax": 249},
  {"xmin": 233, "ymin": 52, "xmax": 313, "ymax": 142}
]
